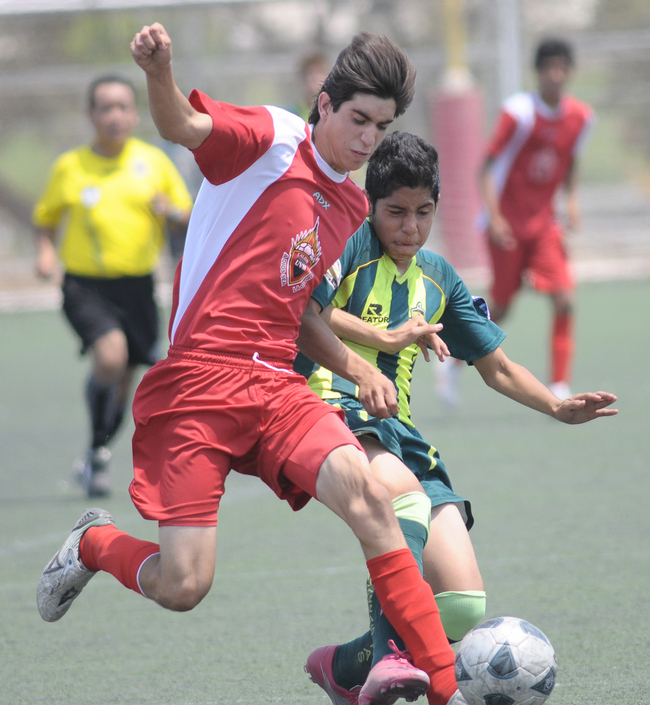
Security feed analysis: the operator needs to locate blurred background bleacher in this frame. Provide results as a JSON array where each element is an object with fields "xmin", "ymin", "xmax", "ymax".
[{"xmin": 1, "ymin": 0, "xmax": 649, "ymax": 310}]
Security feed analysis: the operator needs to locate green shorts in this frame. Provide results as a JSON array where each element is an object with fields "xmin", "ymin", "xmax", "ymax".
[{"xmin": 328, "ymin": 398, "xmax": 474, "ymax": 530}]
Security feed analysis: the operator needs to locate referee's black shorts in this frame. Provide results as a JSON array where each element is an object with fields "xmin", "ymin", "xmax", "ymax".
[{"xmin": 62, "ymin": 273, "xmax": 159, "ymax": 367}]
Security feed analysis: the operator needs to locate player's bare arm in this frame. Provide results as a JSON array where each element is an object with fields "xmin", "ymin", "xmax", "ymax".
[
  {"xmin": 564, "ymin": 159, "xmax": 581, "ymax": 232},
  {"xmin": 479, "ymin": 157, "xmax": 516, "ymax": 251},
  {"xmin": 131, "ymin": 23, "xmax": 212, "ymax": 149},
  {"xmin": 151, "ymin": 193, "xmax": 191, "ymax": 225},
  {"xmin": 323, "ymin": 305, "xmax": 448, "ymax": 362},
  {"xmin": 35, "ymin": 228, "xmax": 58, "ymax": 279},
  {"xmin": 298, "ymin": 299, "xmax": 398, "ymax": 419},
  {"xmin": 474, "ymin": 347, "xmax": 618, "ymax": 422}
]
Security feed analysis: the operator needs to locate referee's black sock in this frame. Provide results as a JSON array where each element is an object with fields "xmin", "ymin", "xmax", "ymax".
[
  {"xmin": 86, "ymin": 375, "xmax": 119, "ymax": 449},
  {"xmin": 104, "ymin": 404, "xmax": 126, "ymax": 446}
]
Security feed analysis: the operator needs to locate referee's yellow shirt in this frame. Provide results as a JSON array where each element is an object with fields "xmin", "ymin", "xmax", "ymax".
[{"xmin": 33, "ymin": 138, "xmax": 193, "ymax": 278}]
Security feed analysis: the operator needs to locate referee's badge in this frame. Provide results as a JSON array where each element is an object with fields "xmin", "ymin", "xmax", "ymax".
[
  {"xmin": 133, "ymin": 158, "xmax": 150, "ymax": 177},
  {"xmin": 81, "ymin": 186, "xmax": 102, "ymax": 209}
]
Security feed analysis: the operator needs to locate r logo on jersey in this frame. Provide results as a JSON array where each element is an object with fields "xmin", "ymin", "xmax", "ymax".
[
  {"xmin": 363, "ymin": 302, "xmax": 388, "ymax": 324},
  {"xmin": 280, "ymin": 218, "xmax": 323, "ymax": 293}
]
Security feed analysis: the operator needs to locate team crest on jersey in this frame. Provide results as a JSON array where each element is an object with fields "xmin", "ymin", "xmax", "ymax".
[
  {"xmin": 280, "ymin": 218, "xmax": 322, "ymax": 293},
  {"xmin": 529, "ymin": 147, "xmax": 558, "ymax": 183},
  {"xmin": 410, "ymin": 301, "xmax": 426, "ymax": 318}
]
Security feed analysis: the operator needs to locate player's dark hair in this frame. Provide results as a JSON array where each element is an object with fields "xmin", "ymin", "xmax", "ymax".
[
  {"xmin": 365, "ymin": 131, "xmax": 440, "ymax": 209},
  {"xmin": 87, "ymin": 74, "xmax": 137, "ymax": 110},
  {"xmin": 308, "ymin": 32, "xmax": 416, "ymax": 125},
  {"xmin": 534, "ymin": 38, "xmax": 574, "ymax": 70}
]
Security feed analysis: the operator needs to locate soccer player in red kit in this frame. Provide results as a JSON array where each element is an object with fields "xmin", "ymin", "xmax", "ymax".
[
  {"xmin": 37, "ymin": 22, "xmax": 467, "ymax": 705},
  {"xmin": 480, "ymin": 38, "xmax": 593, "ymax": 400}
]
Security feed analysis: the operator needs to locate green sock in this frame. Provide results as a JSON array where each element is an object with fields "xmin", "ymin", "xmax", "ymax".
[
  {"xmin": 435, "ymin": 590, "xmax": 487, "ymax": 642},
  {"xmin": 332, "ymin": 629, "xmax": 373, "ymax": 691}
]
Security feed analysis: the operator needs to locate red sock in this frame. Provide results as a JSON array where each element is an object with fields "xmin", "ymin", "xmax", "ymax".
[
  {"xmin": 80, "ymin": 525, "xmax": 159, "ymax": 596},
  {"xmin": 551, "ymin": 311, "xmax": 573, "ymax": 384},
  {"xmin": 367, "ymin": 549, "xmax": 457, "ymax": 705}
]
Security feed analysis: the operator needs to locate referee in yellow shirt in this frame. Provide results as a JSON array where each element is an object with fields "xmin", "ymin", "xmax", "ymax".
[{"xmin": 33, "ymin": 74, "xmax": 193, "ymax": 498}]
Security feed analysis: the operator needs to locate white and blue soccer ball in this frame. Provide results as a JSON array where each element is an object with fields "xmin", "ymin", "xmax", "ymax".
[{"xmin": 455, "ymin": 616, "xmax": 557, "ymax": 705}]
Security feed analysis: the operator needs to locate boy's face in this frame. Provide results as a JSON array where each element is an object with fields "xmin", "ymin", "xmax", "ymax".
[
  {"xmin": 370, "ymin": 186, "xmax": 437, "ymax": 269},
  {"xmin": 315, "ymin": 92, "xmax": 396, "ymax": 174},
  {"xmin": 537, "ymin": 56, "xmax": 572, "ymax": 100}
]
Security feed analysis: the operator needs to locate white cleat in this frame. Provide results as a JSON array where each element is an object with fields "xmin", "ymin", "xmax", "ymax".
[
  {"xmin": 436, "ymin": 360, "xmax": 461, "ymax": 409},
  {"xmin": 37, "ymin": 508, "xmax": 114, "ymax": 622}
]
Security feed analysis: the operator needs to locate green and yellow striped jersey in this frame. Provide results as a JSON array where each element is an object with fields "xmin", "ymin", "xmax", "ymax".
[{"xmin": 294, "ymin": 220, "xmax": 505, "ymax": 426}]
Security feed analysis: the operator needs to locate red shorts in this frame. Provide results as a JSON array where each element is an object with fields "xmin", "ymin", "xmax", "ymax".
[
  {"xmin": 129, "ymin": 347, "xmax": 363, "ymax": 527},
  {"xmin": 487, "ymin": 222, "xmax": 574, "ymax": 308}
]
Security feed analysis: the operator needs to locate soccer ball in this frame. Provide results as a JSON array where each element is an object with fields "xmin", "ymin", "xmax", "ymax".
[{"xmin": 455, "ymin": 616, "xmax": 557, "ymax": 705}]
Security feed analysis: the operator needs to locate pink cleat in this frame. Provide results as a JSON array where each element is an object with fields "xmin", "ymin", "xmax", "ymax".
[
  {"xmin": 358, "ymin": 640, "xmax": 430, "ymax": 705},
  {"xmin": 305, "ymin": 645, "xmax": 361, "ymax": 705}
]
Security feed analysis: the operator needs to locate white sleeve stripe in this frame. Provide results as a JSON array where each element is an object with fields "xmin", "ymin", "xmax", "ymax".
[
  {"xmin": 171, "ymin": 109, "xmax": 306, "ymax": 342},
  {"xmin": 490, "ymin": 93, "xmax": 536, "ymax": 198},
  {"xmin": 476, "ymin": 93, "xmax": 535, "ymax": 232}
]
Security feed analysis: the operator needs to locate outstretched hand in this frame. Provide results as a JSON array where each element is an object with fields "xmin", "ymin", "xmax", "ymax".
[
  {"xmin": 383, "ymin": 317, "xmax": 450, "ymax": 362},
  {"xmin": 554, "ymin": 391, "xmax": 618, "ymax": 424},
  {"xmin": 418, "ymin": 331, "xmax": 450, "ymax": 363},
  {"xmin": 131, "ymin": 23, "xmax": 172, "ymax": 74}
]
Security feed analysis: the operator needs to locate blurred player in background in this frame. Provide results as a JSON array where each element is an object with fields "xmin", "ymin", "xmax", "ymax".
[
  {"xmin": 288, "ymin": 51, "xmax": 331, "ymax": 121},
  {"xmin": 33, "ymin": 74, "xmax": 193, "ymax": 498},
  {"xmin": 297, "ymin": 131, "xmax": 617, "ymax": 705},
  {"xmin": 479, "ymin": 38, "xmax": 593, "ymax": 400}
]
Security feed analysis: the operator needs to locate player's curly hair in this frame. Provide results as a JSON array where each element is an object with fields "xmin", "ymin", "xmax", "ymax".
[
  {"xmin": 534, "ymin": 38, "xmax": 574, "ymax": 70},
  {"xmin": 308, "ymin": 32, "xmax": 416, "ymax": 125},
  {"xmin": 365, "ymin": 131, "xmax": 440, "ymax": 210}
]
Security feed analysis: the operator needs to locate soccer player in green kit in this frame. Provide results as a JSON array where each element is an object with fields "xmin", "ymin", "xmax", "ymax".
[{"xmin": 297, "ymin": 131, "xmax": 617, "ymax": 705}]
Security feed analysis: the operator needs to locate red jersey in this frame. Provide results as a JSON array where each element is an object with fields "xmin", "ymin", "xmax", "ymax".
[
  {"xmin": 169, "ymin": 91, "xmax": 368, "ymax": 362},
  {"xmin": 483, "ymin": 92, "xmax": 593, "ymax": 239}
]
